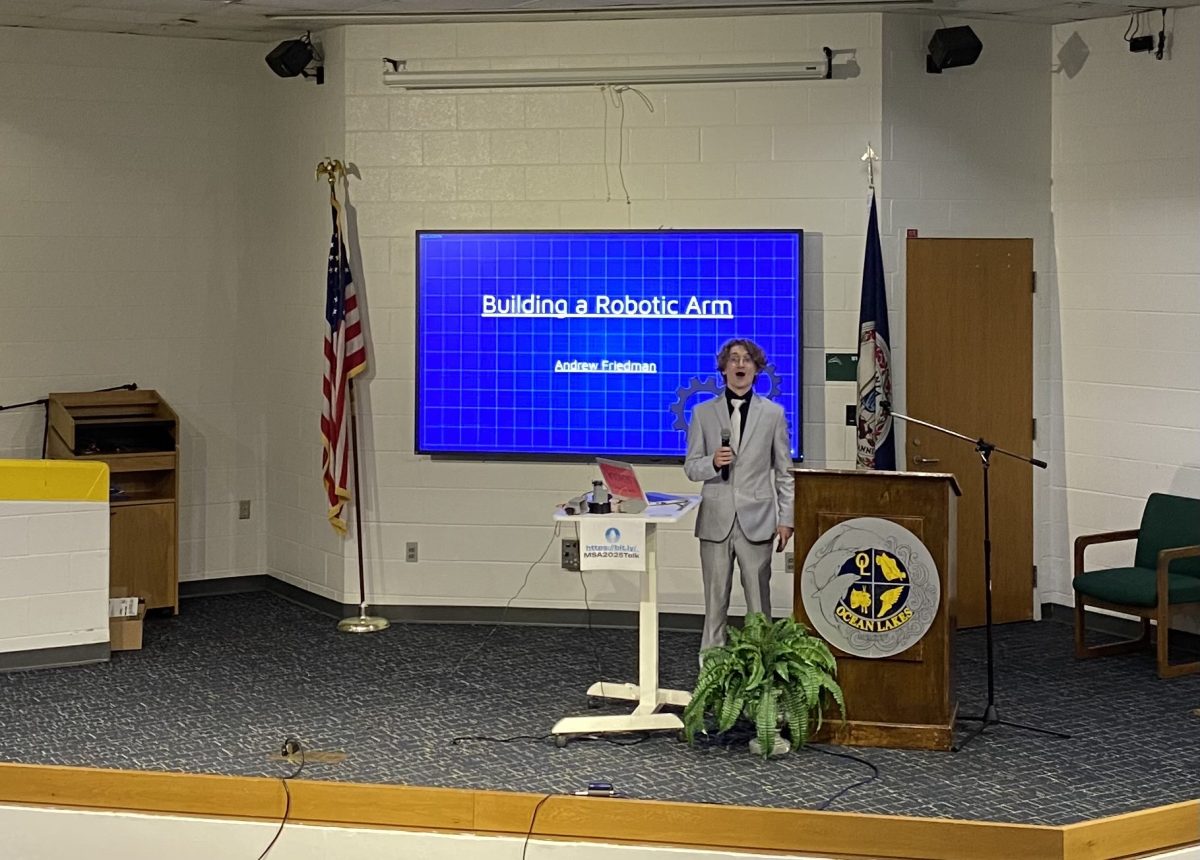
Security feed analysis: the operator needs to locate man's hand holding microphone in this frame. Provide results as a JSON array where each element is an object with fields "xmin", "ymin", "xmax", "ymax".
[
  {"xmin": 715, "ymin": 429, "xmax": 733, "ymax": 480},
  {"xmin": 713, "ymin": 428, "xmax": 791, "ymax": 553}
]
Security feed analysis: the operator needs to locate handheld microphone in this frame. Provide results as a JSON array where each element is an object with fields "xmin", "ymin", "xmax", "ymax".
[
  {"xmin": 880, "ymin": 399, "xmax": 892, "ymax": 413},
  {"xmin": 720, "ymin": 429, "xmax": 730, "ymax": 480}
]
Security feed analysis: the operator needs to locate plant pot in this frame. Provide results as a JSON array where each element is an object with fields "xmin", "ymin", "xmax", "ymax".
[{"xmin": 748, "ymin": 736, "xmax": 791, "ymax": 758}]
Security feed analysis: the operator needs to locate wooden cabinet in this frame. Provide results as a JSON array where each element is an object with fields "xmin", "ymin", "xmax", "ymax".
[{"xmin": 47, "ymin": 390, "xmax": 179, "ymax": 613}]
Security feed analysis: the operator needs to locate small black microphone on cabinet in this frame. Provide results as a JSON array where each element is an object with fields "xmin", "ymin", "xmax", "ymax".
[{"xmin": 720, "ymin": 428, "xmax": 731, "ymax": 480}]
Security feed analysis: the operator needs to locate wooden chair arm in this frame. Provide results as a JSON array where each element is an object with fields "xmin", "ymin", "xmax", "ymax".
[
  {"xmin": 1157, "ymin": 545, "xmax": 1200, "ymax": 614},
  {"xmin": 1073, "ymin": 528, "xmax": 1140, "ymax": 577},
  {"xmin": 1158, "ymin": 544, "xmax": 1200, "ymax": 566}
]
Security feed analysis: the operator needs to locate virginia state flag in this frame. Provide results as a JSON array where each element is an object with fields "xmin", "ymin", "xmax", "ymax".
[{"xmin": 855, "ymin": 193, "xmax": 896, "ymax": 470}]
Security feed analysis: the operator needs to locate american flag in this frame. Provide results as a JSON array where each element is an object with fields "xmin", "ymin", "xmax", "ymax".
[{"xmin": 321, "ymin": 193, "xmax": 367, "ymax": 533}]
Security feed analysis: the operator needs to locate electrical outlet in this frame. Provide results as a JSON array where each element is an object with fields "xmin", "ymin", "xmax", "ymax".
[
  {"xmin": 405, "ymin": 541, "xmax": 418, "ymax": 563},
  {"xmin": 561, "ymin": 538, "xmax": 580, "ymax": 571},
  {"xmin": 238, "ymin": 500, "xmax": 251, "ymax": 520},
  {"xmin": 784, "ymin": 551, "xmax": 794, "ymax": 573}
]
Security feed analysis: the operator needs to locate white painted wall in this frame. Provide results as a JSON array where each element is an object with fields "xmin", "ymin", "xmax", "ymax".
[
  {"xmin": 1, "ymin": 10, "xmax": 1196, "ymax": 618},
  {"xmin": 0, "ymin": 28, "xmax": 267, "ymax": 587},
  {"xmin": 0, "ymin": 805, "xmax": 840, "ymax": 859},
  {"xmin": 1043, "ymin": 7, "xmax": 1200, "ymax": 604},
  {"xmin": 322, "ymin": 14, "xmax": 883, "ymax": 613},
  {"xmin": 878, "ymin": 15, "xmax": 1052, "ymax": 613},
  {"xmin": 249, "ymin": 30, "xmax": 353, "ymax": 602},
  {"xmin": 3, "ymin": 803, "xmax": 1199, "ymax": 860},
  {"xmin": 880, "ymin": 13, "xmax": 1053, "ymax": 413},
  {"xmin": 0, "ymin": 803, "xmax": 866, "ymax": 860}
]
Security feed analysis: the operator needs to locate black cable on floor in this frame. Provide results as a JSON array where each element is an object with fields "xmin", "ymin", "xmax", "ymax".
[
  {"xmin": 806, "ymin": 743, "xmax": 880, "ymax": 810},
  {"xmin": 256, "ymin": 742, "xmax": 306, "ymax": 860},
  {"xmin": 521, "ymin": 793, "xmax": 554, "ymax": 860},
  {"xmin": 452, "ymin": 733, "xmax": 553, "ymax": 744},
  {"xmin": 448, "ymin": 524, "xmax": 561, "ymax": 682},
  {"xmin": 678, "ymin": 728, "xmax": 880, "ymax": 809}
]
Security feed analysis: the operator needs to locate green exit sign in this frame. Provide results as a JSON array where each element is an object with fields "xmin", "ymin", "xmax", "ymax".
[{"xmin": 825, "ymin": 353, "xmax": 859, "ymax": 382}]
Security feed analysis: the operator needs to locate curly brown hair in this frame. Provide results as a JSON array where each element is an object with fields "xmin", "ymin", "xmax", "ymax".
[{"xmin": 716, "ymin": 338, "xmax": 767, "ymax": 373}]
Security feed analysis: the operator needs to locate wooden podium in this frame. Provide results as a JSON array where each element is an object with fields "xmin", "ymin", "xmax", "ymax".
[
  {"xmin": 791, "ymin": 468, "xmax": 960, "ymax": 751},
  {"xmin": 47, "ymin": 390, "xmax": 180, "ymax": 614}
]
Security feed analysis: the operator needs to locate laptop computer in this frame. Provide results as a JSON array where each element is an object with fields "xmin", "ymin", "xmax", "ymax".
[
  {"xmin": 596, "ymin": 457, "xmax": 647, "ymax": 505},
  {"xmin": 596, "ymin": 458, "xmax": 681, "ymax": 507}
]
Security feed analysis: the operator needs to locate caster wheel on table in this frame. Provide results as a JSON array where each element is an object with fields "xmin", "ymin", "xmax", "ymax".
[{"xmin": 555, "ymin": 735, "xmax": 569, "ymax": 748}]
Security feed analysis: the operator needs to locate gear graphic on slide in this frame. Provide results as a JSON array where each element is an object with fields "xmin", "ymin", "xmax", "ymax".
[
  {"xmin": 759, "ymin": 363, "xmax": 784, "ymax": 400},
  {"xmin": 669, "ymin": 376, "xmax": 720, "ymax": 431},
  {"xmin": 668, "ymin": 364, "xmax": 786, "ymax": 431}
]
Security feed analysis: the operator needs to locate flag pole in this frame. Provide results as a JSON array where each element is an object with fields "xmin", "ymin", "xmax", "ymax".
[
  {"xmin": 853, "ymin": 153, "xmax": 896, "ymax": 472},
  {"xmin": 337, "ymin": 378, "xmax": 389, "ymax": 633},
  {"xmin": 316, "ymin": 157, "xmax": 388, "ymax": 634}
]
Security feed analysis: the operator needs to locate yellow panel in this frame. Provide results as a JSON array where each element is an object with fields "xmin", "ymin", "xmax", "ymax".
[{"xmin": 0, "ymin": 459, "xmax": 108, "ymax": 502}]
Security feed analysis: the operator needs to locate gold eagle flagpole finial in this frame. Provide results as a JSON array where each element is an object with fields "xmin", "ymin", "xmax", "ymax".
[{"xmin": 316, "ymin": 158, "xmax": 346, "ymax": 192}]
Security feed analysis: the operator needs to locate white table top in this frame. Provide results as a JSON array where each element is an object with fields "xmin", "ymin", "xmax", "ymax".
[{"xmin": 553, "ymin": 494, "xmax": 700, "ymax": 524}]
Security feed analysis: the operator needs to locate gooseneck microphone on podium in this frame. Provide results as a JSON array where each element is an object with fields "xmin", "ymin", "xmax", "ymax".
[{"xmin": 720, "ymin": 429, "xmax": 730, "ymax": 480}]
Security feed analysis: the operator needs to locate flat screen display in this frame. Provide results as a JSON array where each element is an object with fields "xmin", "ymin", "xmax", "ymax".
[{"xmin": 415, "ymin": 230, "xmax": 803, "ymax": 460}]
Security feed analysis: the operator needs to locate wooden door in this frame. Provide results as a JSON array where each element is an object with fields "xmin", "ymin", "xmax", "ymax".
[
  {"xmin": 906, "ymin": 238, "xmax": 1034, "ymax": 628},
  {"xmin": 111, "ymin": 502, "xmax": 176, "ymax": 611}
]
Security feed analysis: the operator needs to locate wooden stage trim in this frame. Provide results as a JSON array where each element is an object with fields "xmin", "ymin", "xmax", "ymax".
[
  {"xmin": 0, "ymin": 763, "xmax": 1196, "ymax": 860},
  {"xmin": 1061, "ymin": 801, "xmax": 1200, "ymax": 860}
]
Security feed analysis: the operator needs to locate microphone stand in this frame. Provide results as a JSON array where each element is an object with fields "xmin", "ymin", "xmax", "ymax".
[{"xmin": 882, "ymin": 403, "xmax": 1070, "ymax": 751}]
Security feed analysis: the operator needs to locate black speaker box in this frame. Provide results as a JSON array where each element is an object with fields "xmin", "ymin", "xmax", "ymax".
[
  {"xmin": 927, "ymin": 26, "xmax": 983, "ymax": 73},
  {"xmin": 266, "ymin": 39, "xmax": 313, "ymax": 78}
]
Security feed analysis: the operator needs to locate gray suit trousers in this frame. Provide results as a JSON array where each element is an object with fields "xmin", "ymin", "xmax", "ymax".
[{"xmin": 699, "ymin": 518, "xmax": 773, "ymax": 652}]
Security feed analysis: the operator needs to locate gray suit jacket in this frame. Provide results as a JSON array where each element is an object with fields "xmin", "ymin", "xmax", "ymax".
[{"xmin": 683, "ymin": 392, "xmax": 795, "ymax": 542}]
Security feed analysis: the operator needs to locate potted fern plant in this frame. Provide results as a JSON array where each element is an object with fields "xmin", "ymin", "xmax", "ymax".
[{"xmin": 683, "ymin": 613, "xmax": 844, "ymax": 758}]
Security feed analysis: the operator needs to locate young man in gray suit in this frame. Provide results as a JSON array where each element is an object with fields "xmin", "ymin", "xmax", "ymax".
[{"xmin": 684, "ymin": 339, "xmax": 795, "ymax": 656}]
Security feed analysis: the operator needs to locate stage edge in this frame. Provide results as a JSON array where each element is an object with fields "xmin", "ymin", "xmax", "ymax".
[{"xmin": 0, "ymin": 763, "xmax": 1195, "ymax": 860}]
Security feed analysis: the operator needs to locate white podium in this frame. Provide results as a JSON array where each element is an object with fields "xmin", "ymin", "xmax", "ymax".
[{"xmin": 551, "ymin": 495, "xmax": 700, "ymax": 744}]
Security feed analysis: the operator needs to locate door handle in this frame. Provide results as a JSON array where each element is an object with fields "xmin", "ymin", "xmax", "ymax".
[{"xmin": 913, "ymin": 456, "xmax": 940, "ymax": 465}]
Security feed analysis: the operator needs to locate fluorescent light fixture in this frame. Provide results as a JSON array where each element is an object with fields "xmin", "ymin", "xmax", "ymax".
[{"xmin": 383, "ymin": 53, "xmax": 832, "ymax": 90}]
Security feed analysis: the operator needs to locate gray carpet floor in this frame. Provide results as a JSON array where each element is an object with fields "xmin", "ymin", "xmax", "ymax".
[{"xmin": 1, "ymin": 591, "xmax": 1198, "ymax": 825}]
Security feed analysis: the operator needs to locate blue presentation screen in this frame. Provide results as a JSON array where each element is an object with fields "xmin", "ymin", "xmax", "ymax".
[{"xmin": 415, "ymin": 230, "xmax": 803, "ymax": 460}]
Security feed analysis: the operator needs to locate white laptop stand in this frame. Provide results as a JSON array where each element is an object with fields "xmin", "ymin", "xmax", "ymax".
[{"xmin": 551, "ymin": 495, "xmax": 700, "ymax": 744}]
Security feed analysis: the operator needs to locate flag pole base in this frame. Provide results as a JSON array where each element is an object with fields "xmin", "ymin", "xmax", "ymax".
[{"xmin": 337, "ymin": 606, "xmax": 390, "ymax": 634}]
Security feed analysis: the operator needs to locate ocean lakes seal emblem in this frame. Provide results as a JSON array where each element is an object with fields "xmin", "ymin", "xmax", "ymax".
[{"xmin": 800, "ymin": 517, "xmax": 940, "ymax": 659}]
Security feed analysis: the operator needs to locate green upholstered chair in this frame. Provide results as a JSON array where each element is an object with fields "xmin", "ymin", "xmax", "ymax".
[{"xmin": 1073, "ymin": 493, "xmax": 1200, "ymax": 678}]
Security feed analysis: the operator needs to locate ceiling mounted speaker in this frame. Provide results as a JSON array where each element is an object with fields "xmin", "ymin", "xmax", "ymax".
[
  {"xmin": 926, "ymin": 26, "xmax": 983, "ymax": 73},
  {"xmin": 266, "ymin": 38, "xmax": 314, "ymax": 78}
]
